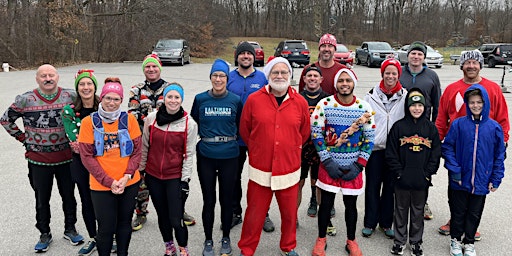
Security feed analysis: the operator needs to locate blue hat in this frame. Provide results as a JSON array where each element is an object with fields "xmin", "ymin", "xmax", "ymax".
[
  {"xmin": 210, "ymin": 59, "xmax": 230, "ymax": 79},
  {"xmin": 163, "ymin": 83, "xmax": 184, "ymax": 100}
]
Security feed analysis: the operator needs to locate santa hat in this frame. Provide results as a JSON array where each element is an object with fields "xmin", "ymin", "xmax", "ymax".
[
  {"xmin": 333, "ymin": 68, "xmax": 358, "ymax": 90},
  {"xmin": 263, "ymin": 57, "xmax": 292, "ymax": 79}
]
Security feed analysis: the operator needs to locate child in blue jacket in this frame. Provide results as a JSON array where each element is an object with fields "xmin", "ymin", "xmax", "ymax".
[{"xmin": 442, "ymin": 84, "xmax": 505, "ymax": 256}]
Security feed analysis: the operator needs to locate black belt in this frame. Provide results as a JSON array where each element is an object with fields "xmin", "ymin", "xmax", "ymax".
[{"xmin": 201, "ymin": 136, "xmax": 237, "ymax": 143}]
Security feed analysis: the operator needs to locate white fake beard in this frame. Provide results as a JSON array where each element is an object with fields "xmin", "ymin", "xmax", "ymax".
[{"xmin": 269, "ymin": 78, "xmax": 290, "ymax": 92}]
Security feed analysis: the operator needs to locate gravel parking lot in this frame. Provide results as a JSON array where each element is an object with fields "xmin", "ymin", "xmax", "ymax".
[{"xmin": 0, "ymin": 63, "xmax": 511, "ymax": 256}]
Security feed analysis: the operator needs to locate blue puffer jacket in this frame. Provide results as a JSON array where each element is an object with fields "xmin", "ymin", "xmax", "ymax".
[{"xmin": 441, "ymin": 84, "xmax": 505, "ymax": 195}]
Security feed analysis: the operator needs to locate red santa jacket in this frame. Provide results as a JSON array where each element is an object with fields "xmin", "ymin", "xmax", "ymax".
[{"xmin": 240, "ymin": 85, "xmax": 310, "ymax": 190}]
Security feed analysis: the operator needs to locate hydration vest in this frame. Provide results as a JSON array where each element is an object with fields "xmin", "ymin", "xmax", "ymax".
[{"xmin": 92, "ymin": 111, "xmax": 134, "ymax": 157}]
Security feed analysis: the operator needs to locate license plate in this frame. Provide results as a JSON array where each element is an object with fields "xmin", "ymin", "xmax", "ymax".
[{"xmin": 293, "ymin": 52, "xmax": 300, "ymax": 56}]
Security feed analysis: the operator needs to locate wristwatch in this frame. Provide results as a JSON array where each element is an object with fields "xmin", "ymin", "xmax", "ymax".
[{"xmin": 125, "ymin": 174, "xmax": 133, "ymax": 180}]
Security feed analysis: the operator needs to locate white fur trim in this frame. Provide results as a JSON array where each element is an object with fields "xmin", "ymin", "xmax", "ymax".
[
  {"xmin": 248, "ymin": 164, "xmax": 300, "ymax": 190},
  {"xmin": 263, "ymin": 57, "xmax": 292, "ymax": 79}
]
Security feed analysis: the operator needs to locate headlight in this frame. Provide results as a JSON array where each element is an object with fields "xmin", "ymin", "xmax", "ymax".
[
  {"xmin": 372, "ymin": 52, "xmax": 380, "ymax": 57},
  {"xmin": 173, "ymin": 52, "xmax": 181, "ymax": 56}
]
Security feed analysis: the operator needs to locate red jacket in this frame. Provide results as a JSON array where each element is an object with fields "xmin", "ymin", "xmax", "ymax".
[
  {"xmin": 240, "ymin": 85, "xmax": 310, "ymax": 190},
  {"xmin": 140, "ymin": 111, "xmax": 198, "ymax": 181}
]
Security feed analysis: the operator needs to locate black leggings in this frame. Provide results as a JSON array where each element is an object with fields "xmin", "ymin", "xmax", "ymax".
[
  {"xmin": 70, "ymin": 154, "xmax": 97, "ymax": 238},
  {"xmin": 318, "ymin": 189, "xmax": 358, "ymax": 240},
  {"xmin": 197, "ymin": 152, "xmax": 237, "ymax": 240},
  {"xmin": 91, "ymin": 182, "xmax": 139, "ymax": 256},
  {"xmin": 145, "ymin": 174, "xmax": 188, "ymax": 246}
]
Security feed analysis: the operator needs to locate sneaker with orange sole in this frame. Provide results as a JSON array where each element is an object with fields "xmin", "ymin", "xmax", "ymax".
[
  {"xmin": 312, "ymin": 237, "xmax": 327, "ymax": 256},
  {"xmin": 345, "ymin": 239, "xmax": 362, "ymax": 256},
  {"xmin": 438, "ymin": 219, "xmax": 481, "ymax": 241},
  {"xmin": 438, "ymin": 220, "xmax": 450, "ymax": 235}
]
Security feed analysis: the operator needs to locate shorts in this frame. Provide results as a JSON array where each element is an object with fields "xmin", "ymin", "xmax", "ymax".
[{"xmin": 300, "ymin": 161, "xmax": 319, "ymax": 180}]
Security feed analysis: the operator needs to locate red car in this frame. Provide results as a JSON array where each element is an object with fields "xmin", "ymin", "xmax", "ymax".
[
  {"xmin": 234, "ymin": 41, "xmax": 265, "ymax": 67},
  {"xmin": 334, "ymin": 44, "xmax": 355, "ymax": 68}
]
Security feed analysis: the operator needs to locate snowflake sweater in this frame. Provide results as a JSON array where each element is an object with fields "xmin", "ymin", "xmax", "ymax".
[
  {"xmin": 1, "ymin": 87, "xmax": 76, "ymax": 165},
  {"xmin": 311, "ymin": 95, "xmax": 375, "ymax": 195}
]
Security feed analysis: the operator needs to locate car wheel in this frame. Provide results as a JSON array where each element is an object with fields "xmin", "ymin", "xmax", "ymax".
[
  {"xmin": 488, "ymin": 58, "xmax": 496, "ymax": 68},
  {"xmin": 355, "ymin": 55, "xmax": 360, "ymax": 65},
  {"xmin": 367, "ymin": 57, "xmax": 372, "ymax": 67},
  {"xmin": 179, "ymin": 57, "xmax": 184, "ymax": 66}
]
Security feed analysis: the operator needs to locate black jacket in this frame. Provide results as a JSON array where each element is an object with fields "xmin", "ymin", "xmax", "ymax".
[{"xmin": 385, "ymin": 88, "xmax": 441, "ymax": 190}]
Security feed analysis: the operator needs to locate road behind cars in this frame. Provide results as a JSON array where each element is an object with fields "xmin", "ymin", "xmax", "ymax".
[{"xmin": 0, "ymin": 63, "xmax": 510, "ymax": 256}]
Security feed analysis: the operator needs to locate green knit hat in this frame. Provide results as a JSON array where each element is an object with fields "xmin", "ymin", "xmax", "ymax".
[
  {"xmin": 74, "ymin": 69, "xmax": 98, "ymax": 91},
  {"xmin": 142, "ymin": 54, "xmax": 162, "ymax": 71}
]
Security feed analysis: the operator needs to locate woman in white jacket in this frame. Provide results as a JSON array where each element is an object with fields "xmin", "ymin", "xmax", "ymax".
[{"xmin": 362, "ymin": 58, "xmax": 408, "ymax": 239}]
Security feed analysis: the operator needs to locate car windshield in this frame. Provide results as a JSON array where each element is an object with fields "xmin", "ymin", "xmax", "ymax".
[
  {"xmin": 370, "ymin": 43, "xmax": 392, "ymax": 50},
  {"xmin": 284, "ymin": 42, "xmax": 307, "ymax": 49},
  {"xmin": 427, "ymin": 46, "xmax": 436, "ymax": 52},
  {"xmin": 336, "ymin": 44, "xmax": 349, "ymax": 52},
  {"xmin": 156, "ymin": 40, "xmax": 182, "ymax": 48}
]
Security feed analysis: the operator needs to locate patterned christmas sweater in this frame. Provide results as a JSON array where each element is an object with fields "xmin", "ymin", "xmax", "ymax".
[
  {"xmin": 128, "ymin": 79, "xmax": 170, "ymax": 131},
  {"xmin": 311, "ymin": 95, "xmax": 375, "ymax": 167},
  {"xmin": 0, "ymin": 87, "xmax": 76, "ymax": 165},
  {"xmin": 311, "ymin": 95, "xmax": 375, "ymax": 194}
]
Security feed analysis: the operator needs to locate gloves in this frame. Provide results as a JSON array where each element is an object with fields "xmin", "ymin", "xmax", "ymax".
[
  {"xmin": 341, "ymin": 162, "xmax": 363, "ymax": 181},
  {"xmin": 322, "ymin": 158, "xmax": 344, "ymax": 179},
  {"xmin": 180, "ymin": 181, "xmax": 190, "ymax": 201}
]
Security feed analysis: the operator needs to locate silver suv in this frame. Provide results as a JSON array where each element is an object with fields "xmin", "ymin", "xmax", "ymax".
[{"xmin": 152, "ymin": 39, "xmax": 191, "ymax": 66}]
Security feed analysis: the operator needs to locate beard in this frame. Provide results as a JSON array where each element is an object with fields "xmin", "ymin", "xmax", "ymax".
[
  {"xmin": 240, "ymin": 62, "xmax": 252, "ymax": 69},
  {"xmin": 269, "ymin": 78, "xmax": 290, "ymax": 92},
  {"xmin": 336, "ymin": 86, "xmax": 354, "ymax": 97}
]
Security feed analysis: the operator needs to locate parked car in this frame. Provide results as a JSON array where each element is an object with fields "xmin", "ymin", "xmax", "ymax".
[
  {"xmin": 334, "ymin": 44, "xmax": 355, "ymax": 68},
  {"xmin": 396, "ymin": 44, "xmax": 444, "ymax": 68},
  {"xmin": 233, "ymin": 41, "xmax": 265, "ymax": 67},
  {"xmin": 479, "ymin": 43, "xmax": 512, "ymax": 68},
  {"xmin": 151, "ymin": 39, "xmax": 191, "ymax": 66},
  {"xmin": 274, "ymin": 40, "xmax": 310, "ymax": 66},
  {"xmin": 355, "ymin": 41, "xmax": 396, "ymax": 67}
]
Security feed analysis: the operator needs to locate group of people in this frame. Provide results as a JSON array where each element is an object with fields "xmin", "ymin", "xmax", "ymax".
[{"xmin": 0, "ymin": 34, "xmax": 508, "ymax": 256}]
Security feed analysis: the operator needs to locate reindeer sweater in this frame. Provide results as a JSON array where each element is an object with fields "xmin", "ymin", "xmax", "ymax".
[{"xmin": 0, "ymin": 87, "xmax": 76, "ymax": 165}]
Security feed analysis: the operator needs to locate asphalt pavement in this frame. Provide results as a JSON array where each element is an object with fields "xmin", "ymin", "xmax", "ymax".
[{"xmin": 0, "ymin": 62, "xmax": 511, "ymax": 256}]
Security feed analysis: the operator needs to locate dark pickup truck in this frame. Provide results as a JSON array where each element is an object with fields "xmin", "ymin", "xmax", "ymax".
[{"xmin": 355, "ymin": 41, "xmax": 396, "ymax": 67}]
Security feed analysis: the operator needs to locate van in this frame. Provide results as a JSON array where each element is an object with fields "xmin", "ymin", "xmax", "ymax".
[{"xmin": 152, "ymin": 39, "xmax": 191, "ymax": 66}]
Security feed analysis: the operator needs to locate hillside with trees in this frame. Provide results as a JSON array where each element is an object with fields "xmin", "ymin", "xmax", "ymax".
[{"xmin": 1, "ymin": 0, "xmax": 511, "ymax": 67}]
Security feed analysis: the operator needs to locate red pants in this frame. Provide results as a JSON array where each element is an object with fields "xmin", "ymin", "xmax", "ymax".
[{"xmin": 238, "ymin": 180, "xmax": 299, "ymax": 256}]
